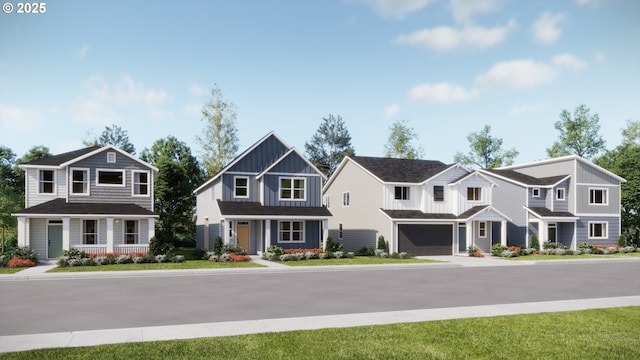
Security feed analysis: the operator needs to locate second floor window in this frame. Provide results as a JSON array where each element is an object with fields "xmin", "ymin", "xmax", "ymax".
[
  {"xmin": 97, "ymin": 170, "xmax": 125, "ymax": 186},
  {"xmin": 434, "ymin": 186, "xmax": 444, "ymax": 202},
  {"xmin": 234, "ymin": 177, "xmax": 249, "ymax": 198},
  {"xmin": 556, "ymin": 188, "xmax": 566, "ymax": 201},
  {"xmin": 342, "ymin": 192, "xmax": 350, "ymax": 207},
  {"xmin": 467, "ymin": 187, "xmax": 481, "ymax": 201},
  {"xmin": 71, "ymin": 169, "xmax": 89, "ymax": 194},
  {"xmin": 589, "ymin": 188, "xmax": 608, "ymax": 205},
  {"xmin": 280, "ymin": 178, "xmax": 305, "ymax": 200},
  {"xmin": 532, "ymin": 188, "xmax": 540, "ymax": 197},
  {"xmin": 133, "ymin": 171, "xmax": 149, "ymax": 196},
  {"xmin": 394, "ymin": 186, "xmax": 410, "ymax": 200},
  {"xmin": 83, "ymin": 220, "xmax": 97, "ymax": 245},
  {"xmin": 39, "ymin": 170, "xmax": 55, "ymax": 194}
]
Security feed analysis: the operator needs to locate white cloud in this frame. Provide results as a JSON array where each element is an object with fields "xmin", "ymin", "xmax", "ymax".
[
  {"xmin": 408, "ymin": 82, "xmax": 478, "ymax": 103},
  {"xmin": 395, "ymin": 20, "xmax": 515, "ymax": 52},
  {"xmin": 531, "ymin": 12, "xmax": 565, "ymax": 43},
  {"xmin": 75, "ymin": 45, "xmax": 89, "ymax": 59},
  {"xmin": 73, "ymin": 74, "xmax": 170, "ymax": 125},
  {"xmin": 0, "ymin": 104, "xmax": 42, "ymax": 130},
  {"xmin": 475, "ymin": 59, "xmax": 556, "ymax": 89},
  {"xmin": 350, "ymin": 0, "xmax": 434, "ymax": 19},
  {"xmin": 383, "ymin": 104, "xmax": 399, "ymax": 118},
  {"xmin": 552, "ymin": 54, "xmax": 587, "ymax": 71},
  {"xmin": 449, "ymin": 0, "xmax": 500, "ymax": 24}
]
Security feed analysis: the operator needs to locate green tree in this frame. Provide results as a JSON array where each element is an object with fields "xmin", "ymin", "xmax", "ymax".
[
  {"xmin": 454, "ymin": 125, "xmax": 519, "ymax": 169},
  {"xmin": 305, "ymin": 114, "xmax": 355, "ymax": 177},
  {"xmin": 15, "ymin": 146, "xmax": 52, "ymax": 197},
  {"xmin": 196, "ymin": 85, "xmax": 239, "ymax": 176},
  {"xmin": 83, "ymin": 124, "xmax": 136, "ymax": 154},
  {"xmin": 141, "ymin": 137, "xmax": 204, "ymax": 246},
  {"xmin": 0, "ymin": 146, "xmax": 21, "ymax": 251},
  {"xmin": 596, "ymin": 121, "xmax": 640, "ymax": 246},
  {"xmin": 546, "ymin": 104, "xmax": 606, "ymax": 160},
  {"xmin": 621, "ymin": 119, "xmax": 640, "ymax": 145},
  {"xmin": 384, "ymin": 119, "xmax": 424, "ymax": 159}
]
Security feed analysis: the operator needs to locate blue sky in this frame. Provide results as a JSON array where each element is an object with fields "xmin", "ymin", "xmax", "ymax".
[{"xmin": 1, "ymin": 0, "xmax": 638, "ymax": 165}]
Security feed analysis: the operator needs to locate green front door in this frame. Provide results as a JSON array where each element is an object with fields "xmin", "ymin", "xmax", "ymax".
[{"xmin": 48, "ymin": 224, "xmax": 63, "ymax": 258}]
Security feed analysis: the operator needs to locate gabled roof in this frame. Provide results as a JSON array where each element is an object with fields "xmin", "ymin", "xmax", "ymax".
[
  {"xmin": 12, "ymin": 198, "xmax": 157, "ymax": 217},
  {"xmin": 256, "ymin": 147, "xmax": 327, "ymax": 181},
  {"xmin": 498, "ymin": 154, "xmax": 626, "ymax": 183},
  {"xmin": 525, "ymin": 206, "xmax": 578, "ymax": 220},
  {"xmin": 347, "ymin": 156, "xmax": 450, "ymax": 183},
  {"xmin": 481, "ymin": 169, "xmax": 569, "ymax": 187},
  {"xmin": 19, "ymin": 145, "xmax": 158, "ymax": 172},
  {"xmin": 448, "ymin": 170, "xmax": 497, "ymax": 187},
  {"xmin": 217, "ymin": 200, "xmax": 332, "ymax": 218}
]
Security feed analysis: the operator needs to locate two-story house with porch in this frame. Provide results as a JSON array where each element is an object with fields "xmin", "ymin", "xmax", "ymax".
[
  {"xmin": 194, "ymin": 132, "xmax": 331, "ymax": 254},
  {"xmin": 322, "ymin": 156, "xmax": 510, "ymax": 255},
  {"xmin": 480, "ymin": 155, "xmax": 626, "ymax": 249},
  {"xmin": 12, "ymin": 145, "xmax": 158, "ymax": 259}
]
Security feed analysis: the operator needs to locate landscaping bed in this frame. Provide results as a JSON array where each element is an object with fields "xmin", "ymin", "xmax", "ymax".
[
  {"xmin": 491, "ymin": 242, "xmax": 640, "ymax": 259},
  {"xmin": 0, "ymin": 246, "xmax": 40, "ymax": 273},
  {"xmin": 48, "ymin": 260, "xmax": 263, "ymax": 272}
]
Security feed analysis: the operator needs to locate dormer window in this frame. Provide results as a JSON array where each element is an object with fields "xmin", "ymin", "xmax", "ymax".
[
  {"xmin": 394, "ymin": 186, "xmax": 410, "ymax": 200},
  {"xmin": 532, "ymin": 188, "xmax": 540, "ymax": 197},
  {"xmin": 107, "ymin": 152, "xmax": 116, "ymax": 163},
  {"xmin": 467, "ymin": 187, "xmax": 481, "ymax": 201},
  {"xmin": 39, "ymin": 170, "xmax": 55, "ymax": 194}
]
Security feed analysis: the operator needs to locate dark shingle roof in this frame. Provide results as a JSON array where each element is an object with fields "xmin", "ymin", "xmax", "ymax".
[
  {"xmin": 381, "ymin": 209, "xmax": 458, "ymax": 220},
  {"xmin": 458, "ymin": 205, "xmax": 489, "ymax": 219},
  {"xmin": 526, "ymin": 207, "xmax": 576, "ymax": 218},
  {"xmin": 485, "ymin": 169, "xmax": 567, "ymax": 186},
  {"xmin": 22, "ymin": 146, "xmax": 101, "ymax": 166},
  {"xmin": 351, "ymin": 156, "xmax": 449, "ymax": 183},
  {"xmin": 217, "ymin": 201, "xmax": 332, "ymax": 217},
  {"xmin": 13, "ymin": 198, "xmax": 157, "ymax": 216}
]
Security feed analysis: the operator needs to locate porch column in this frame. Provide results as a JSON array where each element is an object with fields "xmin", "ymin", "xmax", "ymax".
[
  {"xmin": 539, "ymin": 221, "xmax": 547, "ymax": 245},
  {"xmin": 203, "ymin": 217, "xmax": 209, "ymax": 250},
  {"xmin": 501, "ymin": 220, "xmax": 507, "ymax": 246},
  {"xmin": 148, "ymin": 218, "xmax": 155, "ymax": 242},
  {"xmin": 264, "ymin": 220, "xmax": 271, "ymax": 249},
  {"xmin": 17, "ymin": 217, "xmax": 28, "ymax": 247},
  {"xmin": 62, "ymin": 217, "xmax": 70, "ymax": 251},
  {"xmin": 466, "ymin": 220, "xmax": 473, "ymax": 249},
  {"xmin": 322, "ymin": 219, "xmax": 329, "ymax": 250},
  {"xmin": 106, "ymin": 218, "xmax": 114, "ymax": 253}
]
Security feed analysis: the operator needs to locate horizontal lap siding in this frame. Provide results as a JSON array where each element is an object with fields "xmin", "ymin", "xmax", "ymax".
[
  {"xmin": 577, "ymin": 216, "xmax": 620, "ymax": 246},
  {"xmin": 30, "ymin": 218, "xmax": 47, "ymax": 259},
  {"xmin": 25, "ymin": 168, "xmax": 65, "ymax": 207}
]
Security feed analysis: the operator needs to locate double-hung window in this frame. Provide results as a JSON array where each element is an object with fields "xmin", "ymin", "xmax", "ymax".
[
  {"xmin": 556, "ymin": 188, "xmax": 566, "ymax": 201},
  {"xmin": 342, "ymin": 192, "xmax": 350, "ymax": 207},
  {"xmin": 234, "ymin": 177, "xmax": 249, "ymax": 198},
  {"xmin": 279, "ymin": 221, "xmax": 304, "ymax": 243},
  {"xmin": 125, "ymin": 220, "xmax": 139, "ymax": 244},
  {"xmin": 394, "ymin": 186, "xmax": 410, "ymax": 200},
  {"xmin": 479, "ymin": 222, "xmax": 487, "ymax": 238},
  {"xmin": 588, "ymin": 222, "xmax": 607, "ymax": 239},
  {"xmin": 83, "ymin": 220, "xmax": 97, "ymax": 245},
  {"xmin": 280, "ymin": 178, "xmax": 305, "ymax": 200},
  {"xmin": 589, "ymin": 188, "xmax": 608, "ymax": 205},
  {"xmin": 433, "ymin": 186, "xmax": 444, "ymax": 202},
  {"xmin": 132, "ymin": 171, "xmax": 149, "ymax": 196},
  {"xmin": 71, "ymin": 169, "xmax": 89, "ymax": 195},
  {"xmin": 39, "ymin": 170, "xmax": 55, "ymax": 194},
  {"xmin": 467, "ymin": 187, "xmax": 481, "ymax": 201}
]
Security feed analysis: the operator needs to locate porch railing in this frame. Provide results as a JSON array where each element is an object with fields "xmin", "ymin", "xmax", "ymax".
[
  {"xmin": 71, "ymin": 244, "xmax": 149, "ymax": 255},
  {"xmin": 72, "ymin": 245, "xmax": 108, "ymax": 255}
]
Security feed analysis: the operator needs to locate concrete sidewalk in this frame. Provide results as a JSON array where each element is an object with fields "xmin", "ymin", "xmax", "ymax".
[{"xmin": 2, "ymin": 295, "xmax": 639, "ymax": 354}]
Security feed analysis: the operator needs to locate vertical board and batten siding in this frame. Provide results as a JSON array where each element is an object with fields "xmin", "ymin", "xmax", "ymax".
[
  {"xmin": 30, "ymin": 218, "xmax": 47, "ymax": 259},
  {"xmin": 424, "ymin": 167, "xmax": 468, "ymax": 214},
  {"xmin": 25, "ymin": 168, "xmax": 66, "ymax": 207},
  {"xmin": 269, "ymin": 220, "xmax": 321, "ymax": 249},
  {"xmin": 195, "ymin": 180, "xmax": 222, "ymax": 250},
  {"xmin": 384, "ymin": 184, "xmax": 421, "ymax": 210},
  {"xmin": 227, "ymin": 135, "xmax": 288, "ymax": 173},
  {"xmin": 262, "ymin": 174, "xmax": 322, "ymax": 207},
  {"xmin": 576, "ymin": 216, "xmax": 620, "ymax": 246},
  {"xmin": 221, "ymin": 174, "xmax": 259, "ymax": 202},
  {"xmin": 268, "ymin": 151, "xmax": 319, "ymax": 175},
  {"xmin": 67, "ymin": 150, "xmax": 154, "ymax": 211},
  {"xmin": 483, "ymin": 173, "xmax": 528, "ymax": 245},
  {"xmin": 324, "ymin": 160, "xmax": 391, "ymax": 252},
  {"xmin": 249, "ymin": 220, "xmax": 262, "ymax": 254},
  {"xmin": 456, "ymin": 176, "xmax": 491, "ymax": 214}
]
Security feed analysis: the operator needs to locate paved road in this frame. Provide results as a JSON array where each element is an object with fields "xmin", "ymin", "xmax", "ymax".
[{"xmin": 1, "ymin": 261, "xmax": 639, "ymax": 336}]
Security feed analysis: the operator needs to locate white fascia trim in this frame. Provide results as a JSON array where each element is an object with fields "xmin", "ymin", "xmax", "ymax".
[
  {"xmin": 257, "ymin": 147, "xmax": 327, "ymax": 181},
  {"xmin": 19, "ymin": 164, "xmax": 60, "ymax": 170},
  {"xmin": 11, "ymin": 213, "xmax": 159, "ymax": 219},
  {"xmin": 221, "ymin": 215, "xmax": 331, "ymax": 221},
  {"xmin": 575, "ymin": 213, "xmax": 621, "ymax": 217},
  {"xmin": 500, "ymin": 155, "xmax": 626, "ymax": 183},
  {"xmin": 464, "ymin": 206, "xmax": 512, "ymax": 222},
  {"xmin": 420, "ymin": 164, "xmax": 466, "ymax": 185},
  {"xmin": 61, "ymin": 145, "xmax": 159, "ymax": 172},
  {"xmin": 449, "ymin": 170, "xmax": 498, "ymax": 187}
]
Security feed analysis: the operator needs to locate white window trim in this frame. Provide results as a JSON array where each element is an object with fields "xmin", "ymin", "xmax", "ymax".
[
  {"xmin": 467, "ymin": 187, "xmax": 482, "ymax": 202},
  {"xmin": 394, "ymin": 186, "xmax": 410, "ymax": 201},
  {"xmin": 234, "ymin": 176, "xmax": 250, "ymax": 199},
  {"xmin": 478, "ymin": 221, "xmax": 487, "ymax": 238},
  {"xmin": 278, "ymin": 220, "xmax": 305, "ymax": 243},
  {"xmin": 342, "ymin": 192, "xmax": 350, "ymax": 207},
  {"xmin": 38, "ymin": 169, "xmax": 57, "ymax": 195},
  {"xmin": 82, "ymin": 219, "xmax": 99, "ymax": 245},
  {"xmin": 279, "ymin": 177, "xmax": 306, "ymax": 201},
  {"xmin": 107, "ymin": 152, "xmax": 116, "ymax": 163},
  {"xmin": 131, "ymin": 170, "xmax": 151, "ymax": 197},
  {"xmin": 96, "ymin": 168, "xmax": 126, "ymax": 187},
  {"xmin": 589, "ymin": 187, "xmax": 608, "ymax": 206},
  {"xmin": 433, "ymin": 185, "xmax": 445, "ymax": 202},
  {"xmin": 532, "ymin": 188, "xmax": 540, "ymax": 197},
  {"xmin": 556, "ymin": 188, "xmax": 566, "ymax": 201},
  {"xmin": 588, "ymin": 221, "xmax": 608, "ymax": 239},
  {"xmin": 70, "ymin": 167, "xmax": 90, "ymax": 196},
  {"xmin": 324, "ymin": 195, "xmax": 330, "ymax": 209},
  {"xmin": 123, "ymin": 219, "xmax": 139, "ymax": 245}
]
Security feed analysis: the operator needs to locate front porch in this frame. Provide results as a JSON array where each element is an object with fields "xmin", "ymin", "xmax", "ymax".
[{"xmin": 525, "ymin": 207, "xmax": 578, "ymax": 250}]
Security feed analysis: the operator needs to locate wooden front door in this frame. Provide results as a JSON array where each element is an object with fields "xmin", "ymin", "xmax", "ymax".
[{"xmin": 237, "ymin": 222, "xmax": 250, "ymax": 252}]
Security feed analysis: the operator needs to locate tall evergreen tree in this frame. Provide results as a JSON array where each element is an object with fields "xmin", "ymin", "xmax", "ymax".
[
  {"xmin": 454, "ymin": 125, "xmax": 519, "ymax": 169},
  {"xmin": 0, "ymin": 146, "xmax": 20, "ymax": 251},
  {"xmin": 83, "ymin": 124, "xmax": 136, "ymax": 154},
  {"xmin": 546, "ymin": 104, "xmax": 606, "ymax": 160},
  {"xmin": 305, "ymin": 114, "xmax": 355, "ymax": 177},
  {"xmin": 384, "ymin": 119, "xmax": 424, "ymax": 159},
  {"xmin": 196, "ymin": 85, "xmax": 239, "ymax": 177}
]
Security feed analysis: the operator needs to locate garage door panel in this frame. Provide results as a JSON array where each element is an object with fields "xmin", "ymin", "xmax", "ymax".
[{"xmin": 398, "ymin": 224, "xmax": 452, "ymax": 256}]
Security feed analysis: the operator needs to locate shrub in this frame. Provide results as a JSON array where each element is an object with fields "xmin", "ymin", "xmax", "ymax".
[
  {"xmin": 467, "ymin": 245, "xmax": 480, "ymax": 256},
  {"xmin": 133, "ymin": 256, "xmax": 146, "ymax": 264},
  {"xmin": 155, "ymin": 254, "xmax": 169, "ymax": 263},
  {"xmin": 63, "ymin": 248, "xmax": 87, "ymax": 259},
  {"xmin": 491, "ymin": 243, "xmax": 508, "ymax": 257},
  {"xmin": 149, "ymin": 237, "xmax": 175, "ymax": 257},
  {"xmin": 7, "ymin": 257, "xmax": 36, "ymax": 268},
  {"xmin": 81, "ymin": 257, "xmax": 96, "ymax": 266},
  {"xmin": 522, "ymin": 248, "xmax": 537, "ymax": 255},
  {"xmin": 325, "ymin": 236, "xmax": 343, "ymax": 252},
  {"xmin": 279, "ymin": 254, "xmax": 298, "ymax": 262},
  {"xmin": 305, "ymin": 251, "xmax": 319, "ymax": 260},
  {"xmin": 501, "ymin": 250, "xmax": 517, "ymax": 258},
  {"xmin": 213, "ymin": 236, "xmax": 224, "ymax": 256},
  {"xmin": 377, "ymin": 235, "xmax": 387, "ymax": 252},
  {"xmin": 116, "ymin": 255, "xmax": 132, "ymax": 264},
  {"xmin": 261, "ymin": 252, "xmax": 278, "ymax": 261},
  {"xmin": 56, "ymin": 256, "xmax": 69, "ymax": 267},
  {"xmin": 578, "ymin": 242, "xmax": 594, "ymax": 251},
  {"xmin": 267, "ymin": 245, "xmax": 284, "ymax": 257},
  {"xmin": 556, "ymin": 248, "xmax": 566, "ymax": 255},
  {"xmin": 319, "ymin": 252, "xmax": 333, "ymax": 259},
  {"xmin": 222, "ymin": 245, "xmax": 247, "ymax": 255},
  {"xmin": 621, "ymin": 246, "xmax": 636, "ymax": 253},
  {"xmin": 357, "ymin": 246, "xmax": 375, "ymax": 256},
  {"xmin": 334, "ymin": 251, "xmax": 345, "ymax": 259},
  {"xmin": 220, "ymin": 253, "xmax": 232, "ymax": 262},
  {"xmin": 10, "ymin": 246, "xmax": 39, "ymax": 263},
  {"xmin": 192, "ymin": 248, "xmax": 206, "ymax": 260},
  {"xmin": 345, "ymin": 251, "xmax": 355, "ymax": 258},
  {"xmin": 68, "ymin": 258, "xmax": 82, "ymax": 267},
  {"xmin": 172, "ymin": 255, "xmax": 186, "ymax": 263},
  {"xmin": 230, "ymin": 253, "xmax": 250, "ymax": 262},
  {"xmin": 530, "ymin": 234, "xmax": 540, "ymax": 251}
]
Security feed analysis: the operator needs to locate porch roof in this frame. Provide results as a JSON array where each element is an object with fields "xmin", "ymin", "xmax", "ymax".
[
  {"xmin": 381, "ymin": 205, "xmax": 510, "ymax": 222},
  {"xmin": 526, "ymin": 206, "xmax": 578, "ymax": 220},
  {"xmin": 12, "ymin": 198, "xmax": 157, "ymax": 217},
  {"xmin": 217, "ymin": 200, "xmax": 332, "ymax": 218}
]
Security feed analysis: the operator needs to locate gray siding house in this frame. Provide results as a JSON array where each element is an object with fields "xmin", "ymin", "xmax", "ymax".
[
  {"xmin": 194, "ymin": 132, "xmax": 331, "ymax": 254},
  {"xmin": 480, "ymin": 155, "xmax": 626, "ymax": 249},
  {"xmin": 12, "ymin": 146, "xmax": 158, "ymax": 259},
  {"xmin": 322, "ymin": 156, "xmax": 510, "ymax": 255}
]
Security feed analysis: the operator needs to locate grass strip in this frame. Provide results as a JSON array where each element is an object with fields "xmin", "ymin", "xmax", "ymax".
[{"xmin": 47, "ymin": 260, "xmax": 263, "ymax": 272}]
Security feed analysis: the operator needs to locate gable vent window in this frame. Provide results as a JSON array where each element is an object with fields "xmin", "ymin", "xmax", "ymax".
[
  {"xmin": 107, "ymin": 152, "xmax": 116, "ymax": 163},
  {"xmin": 394, "ymin": 186, "xmax": 410, "ymax": 200}
]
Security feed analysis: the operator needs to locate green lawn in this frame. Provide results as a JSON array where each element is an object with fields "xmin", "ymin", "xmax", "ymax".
[
  {"xmin": 278, "ymin": 256, "xmax": 441, "ymax": 266},
  {"xmin": 0, "ymin": 267, "xmax": 25, "ymax": 274},
  {"xmin": 503, "ymin": 252, "xmax": 640, "ymax": 260},
  {"xmin": 2, "ymin": 307, "xmax": 638, "ymax": 359},
  {"xmin": 47, "ymin": 260, "xmax": 264, "ymax": 272}
]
